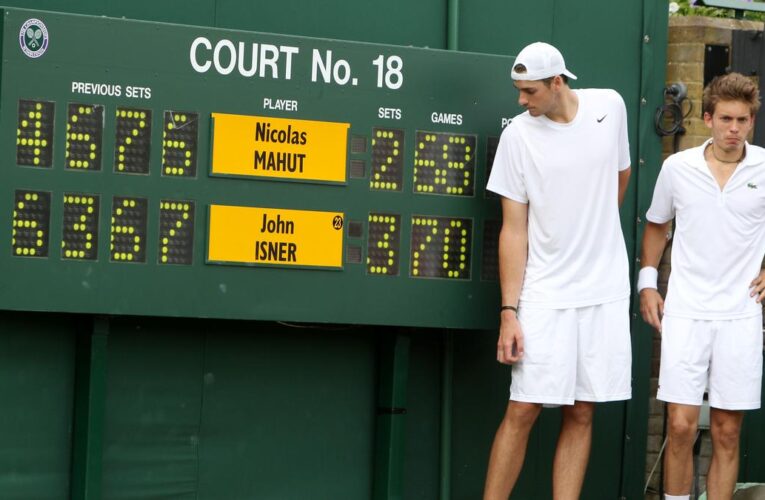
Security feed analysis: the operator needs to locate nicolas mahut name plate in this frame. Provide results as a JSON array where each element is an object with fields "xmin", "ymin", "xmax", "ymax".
[{"xmin": 210, "ymin": 113, "xmax": 350, "ymax": 183}]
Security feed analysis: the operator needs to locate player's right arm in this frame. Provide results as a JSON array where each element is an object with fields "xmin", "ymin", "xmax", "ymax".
[
  {"xmin": 497, "ymin": 197, "xmax": 528, "ymax": 364},
  {"xmin": 639, "ymin": 221, "xmax": 671, "ymax": 332},
  {"xmin": 639, "ymin": 159, "xmax": 675, "ymax": 332}
]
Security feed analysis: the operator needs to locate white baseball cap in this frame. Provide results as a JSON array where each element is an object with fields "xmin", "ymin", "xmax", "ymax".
[{"xmin": 510, "ymin": 42, "xmax": 577, "ymax": 81}]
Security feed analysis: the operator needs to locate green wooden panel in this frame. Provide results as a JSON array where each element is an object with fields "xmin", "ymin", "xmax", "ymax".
[
  {"xmin": 624, "ymin": 1, "xmax": 669, "ymax": 497},
  {"xmin": 373, "ymin": 333, "xmax": 410, "ymax": 499},
  {"xmin": 101, "ymin": 0, "xmax": 216, "ymax": 25},
  {"xmin": 196, "ymin": 323, "xmax": 376, "ymax": 499},
  {"xmin": 215, "ymin": 0, "xmax": 447, "ymax": 48},
  {"xmin": 10, "ymin": 0, "xmax": 438, "ymax": 43},
  {"xmin": 458, "ymin": 0, "xmax": 555, "ymax": 55},
  {"xmin": 100, "ymin": 320, "xmax": 378, "ymax": 498},
  {"xmin": 101, "ymin": 320, "xmax": 204, "ymax": 499},
  {"xmin": 450, "ymin": 329, "xmax": 512, "ymax": 499},
  {"xmin": 739, "ymin": 379, "xmax": 765, "ymax": 480},
  {"xmin": 0, "ymin": 312, "xmax": 75, "ymax": 499},
  {"xmin": 0, "ymin": 0, "xmax": 216, "ymax": 24},
  {"xmin": 70, "ymin": 317, "xmax": 110, "ymax": 500},
  {"xmin": 403, "ymin": 333, "xmax": 442, "ymax": 499},
  {"xmin": 581, "ymin": 403, "xmax": 626, "ymax": 497},
  {"xmin": 0, "ymin": 0, "xmax": 101, "ymax": 16}
]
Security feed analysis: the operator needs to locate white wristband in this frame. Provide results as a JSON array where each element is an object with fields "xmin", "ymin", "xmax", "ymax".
[{"xmin": 637, "ymin": 266, "xmax": 658, "ymax": 292}]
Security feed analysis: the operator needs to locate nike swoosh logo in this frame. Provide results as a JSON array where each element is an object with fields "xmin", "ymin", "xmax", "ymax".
[{"xmin": 597, "ymin": 114, "xmax": 607, "ymax": 123}]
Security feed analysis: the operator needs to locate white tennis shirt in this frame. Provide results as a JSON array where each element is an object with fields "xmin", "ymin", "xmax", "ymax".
[
  {"xmin": 646, "ymin": 139, "xmax": 765, "ymax": 320},
  {"xmin": 487, "ymin": 89, "xmax": 631, "ymax": 308}
]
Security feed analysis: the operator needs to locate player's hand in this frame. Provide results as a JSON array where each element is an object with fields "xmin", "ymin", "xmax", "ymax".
[
  {"xmin": 497, "ymin": 311, "xmax": 524, "ymax": 364},
  {"xmin": 750, "ymin": 268, "xmax": 765, "ymax": 303},
  {"xmin": 639, "ymin": 288, "xmax": 664, "ymax": 332}
]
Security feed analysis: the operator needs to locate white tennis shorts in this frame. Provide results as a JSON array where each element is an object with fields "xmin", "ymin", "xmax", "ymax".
[
  {"xmin": 657, "ymin": 314, "xmax": 763, "ymax": 410},
  {"xmin": 509, "ymin": 298, "xmax": 632, "ymax": 405}
]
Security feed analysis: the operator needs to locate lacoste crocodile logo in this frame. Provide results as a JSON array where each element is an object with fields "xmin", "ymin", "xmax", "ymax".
[{"xmin": 748, "ymin": 182, "xmax": 758, "ymax": 189}]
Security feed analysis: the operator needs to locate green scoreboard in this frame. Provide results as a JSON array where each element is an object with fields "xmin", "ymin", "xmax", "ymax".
[{"xmin": 2, "ymin": 8, "xmax": 518, "ymax": 328}]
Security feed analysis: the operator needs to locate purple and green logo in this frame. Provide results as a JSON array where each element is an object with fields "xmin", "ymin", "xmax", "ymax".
[{"xmin": 19, "ymin": 18, "xmax": 49, "ymax": 59}]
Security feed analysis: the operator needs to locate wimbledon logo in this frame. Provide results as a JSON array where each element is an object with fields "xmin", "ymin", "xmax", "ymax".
[{"xmin": 19, "ymin": 18, "xmax": 49, "ymax": 58}]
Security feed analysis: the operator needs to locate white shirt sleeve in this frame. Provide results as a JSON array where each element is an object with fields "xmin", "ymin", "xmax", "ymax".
[
  {"xmin": 486, "ymin": 127, "xmax": 528, "ymax": 204},
  {"xmin": 646, "ymin": 162, "xmax": 675, "ymax": 223},
  {"xmin": 615, "ymin": 92, "xmax": 631, "ymax": 171}
]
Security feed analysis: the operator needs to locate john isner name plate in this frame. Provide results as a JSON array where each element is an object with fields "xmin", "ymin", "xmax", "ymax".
[{"xmin": 207, "ymin": 204, "xmax": 344, "ymax": 269}]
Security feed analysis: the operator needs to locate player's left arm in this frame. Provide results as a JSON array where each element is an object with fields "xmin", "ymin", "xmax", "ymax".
[
  {"xmin": 750, "ymin": 267, "xmax": 765, "ymax": 303},
  {"xmin": 614, "ymin": 90, "xmax": 631, "ymax": 208},
  {"xmin": 618, "ymin": 167, "xmax": 631, "ymax": 207}
]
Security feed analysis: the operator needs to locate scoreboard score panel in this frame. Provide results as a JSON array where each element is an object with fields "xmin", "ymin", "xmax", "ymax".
[{"xmin": 1, "ymin": 8, "xmax": 516, "ymax": 329}]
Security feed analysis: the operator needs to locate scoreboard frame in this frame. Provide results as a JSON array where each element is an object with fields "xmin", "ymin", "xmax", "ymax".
[{"xmin": 0, "ymin": 8, "xmax": 517, "ymax": 329}]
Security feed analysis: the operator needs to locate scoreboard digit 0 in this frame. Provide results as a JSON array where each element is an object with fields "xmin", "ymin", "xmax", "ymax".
[{"xmin": 410, "ymin": 215, "xmax": 472, "ymax": 280}]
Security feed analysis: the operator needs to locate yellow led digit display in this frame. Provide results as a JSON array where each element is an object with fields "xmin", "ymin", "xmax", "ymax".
[
  {"xmin": 158, "ymin": 200, "xmax": 195, "ymax": 265},
  {"xmin": 114, "ymin": 107, "xmax": 151, "ymax": 174},
  {"xmin": 366, "ymin": 213, "xmax": 400, "ymax": 276},
  {"xmin": 12, "ymin": 190, "xmax": 50, "ymax": 257},
  {"xmin": 110, "ymin": 196, "xmax": 148, "ymax": 263},
  {"xmin": 410, "ymin": 215, "xmax": 472, "ymax": 280},
  {"xmin": 66, "ymin": 103, "xmax": 103, "ymax": 171},
  {"xmin": 62, "ymin": 194, "xmax": 99, "ymax": 260},
  {"xmin": 413, "ymin": 131, "xmax": 476, "ymax": 196},
  {"xmin": 16, "ymin": 100, "xmax": 54, "ymax": 168},
  {"xmin": 370, "ymin": 129, "xmax": 403, "ymax": 191},
  {"xmin": 162, "ymin": 111, "xmax": 198, "ymax": 178}
]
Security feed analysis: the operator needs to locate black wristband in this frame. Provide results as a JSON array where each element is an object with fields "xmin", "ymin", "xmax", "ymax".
[{"xmin": 500, "ymin": 305, "xmax": 518, "ymax": 314}]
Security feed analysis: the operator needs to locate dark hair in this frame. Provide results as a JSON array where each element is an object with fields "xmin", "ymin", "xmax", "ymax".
[
  {"xmin": 703, "ymin": 72, "xmax": 761, "ymax": 116},
  {"xmin": 541, "ymin": 74, "xmax": 569, "ymax": 87},
  {"xmin": 512, "ymin": 63, "xmax": 568, "ymax": 86}
]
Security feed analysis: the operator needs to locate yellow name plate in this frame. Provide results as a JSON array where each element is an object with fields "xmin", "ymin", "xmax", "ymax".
[
  {"xmin": 210, "ymin": 113, "xmax": 350, "ymax": 183},
  {"xmin": 207, "ymin": 205, "xmax": 344, "ymax": 269}
]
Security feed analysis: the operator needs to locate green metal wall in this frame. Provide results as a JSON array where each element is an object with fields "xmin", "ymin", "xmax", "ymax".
[
  {"xmin": 0, "ymin": 313, "xmax": 75, "ymax": 498},
  {"xmin": 0, "ymin": 1, "xmax": 671, "ymax": 498},
  {"xmin": 102, "ymin": 320, "xmax": 378, "ymax": 499}
]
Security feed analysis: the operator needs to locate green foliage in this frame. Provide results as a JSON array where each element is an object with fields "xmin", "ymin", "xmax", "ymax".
[{"xmin": 670, "ymin": 0, "xmax": 765, "ymax": 21}]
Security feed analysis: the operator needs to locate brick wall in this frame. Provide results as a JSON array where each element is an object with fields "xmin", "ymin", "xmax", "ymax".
[
  {"xmin": 645, "ymin": 15, "xmax": 763, "ymax": 499},
  {"xmin": 663, "ymin": 16, "xmax": 762, "ymax": 157}
]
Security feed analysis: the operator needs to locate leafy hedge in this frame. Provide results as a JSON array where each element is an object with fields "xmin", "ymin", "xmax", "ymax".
[{"xmin": 670, "ymin": 0, "xmax": 765, "ymax": 21}]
